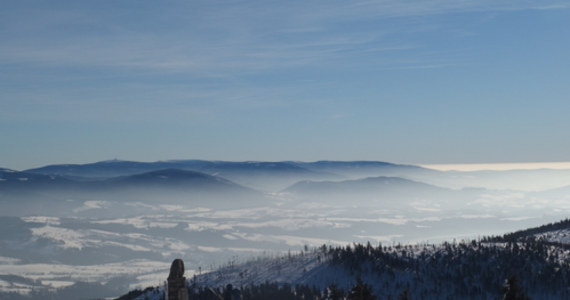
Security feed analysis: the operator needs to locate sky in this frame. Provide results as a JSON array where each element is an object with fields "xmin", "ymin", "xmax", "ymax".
[{"xmin": 1, "ymin": 0, "xmax": 570, "ymax": 170}]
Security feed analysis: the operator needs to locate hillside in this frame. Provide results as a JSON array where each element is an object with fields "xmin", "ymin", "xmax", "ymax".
[
  {"xmin": 284, "ymin": 176, "xmax": 446, "ymax": 195},
  {"xmin": 489, "ymin": 218, "xmax": 570, "ymax": 244},
  {"xmin": 0, "ymin": 169, "xmax": 78, "ymax": 190},
  {"xmin": 24, "ymin": 160, "xmax": 178, "ymax": 179},
  {"xmin": 126, "ymin": 219, "xmax": 570, "ymax": 300},
  {"xmin": 283, "ymin": 176, "xmax": 471, "ymax": 209},
  {"xmin": 0, "ymin": 168, "xmax": 263, "ymax": 216},
  {"xmin": 101, "ymin": 169, "xmax": 252, "ymax": 192},
  {"xmin": 1, "ymin": 168, "xmax": 251, "ymax": 192}
]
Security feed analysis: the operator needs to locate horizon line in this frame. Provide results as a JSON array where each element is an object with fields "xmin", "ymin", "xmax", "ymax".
[
  {"xmin": 419, "ymin": 161, "xmax": 570, "ymax": 172},
  {"xmin": 6, "ymin": 159, "xmax": 570, "ymax": 172}
]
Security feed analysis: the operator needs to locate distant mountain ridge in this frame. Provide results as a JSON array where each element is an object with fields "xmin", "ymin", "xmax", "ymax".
[
  {"xmin": 2, "ymin": 167, "xmax": 257, "ymax": 191},
  {"xmin": 22, "ymin": 159, "xmax": 428, "ymax": 191},
  {"xmin": 102, "ymin": 168, "xmax": 251, "ymax": 192},
  {"xmin": 24, "ymin": 160, "xmax": 187, "ymax": 179},
  {"xmin": 0, "ymin": 167, "xmax": 261, "ymax": 211},
  {"xmin": 285, "ymin": 175, "xmax": 444, "ymax": 194},
  {"xmin": 283, "ymin": 175, "xmax": 464, "ymax": 207},
  {"xmin": 295, "ymin": 160, "xmax": 431, "ymax": 177},
  {"xmin": 18, "ymin": 159, "xmax": 570, "ymax": 192},
  {"xmin": 23, "ymin": 159, "xmax": 425, "ymax": 177},
  {"xmin": 0, "ymin": 169, "xmax": 77, "ymax": 190}
]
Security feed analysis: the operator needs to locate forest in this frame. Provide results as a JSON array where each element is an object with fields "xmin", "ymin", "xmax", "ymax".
[{"xmin": 118, "ymin": 218, "xmax": 570, "ymax": 299}]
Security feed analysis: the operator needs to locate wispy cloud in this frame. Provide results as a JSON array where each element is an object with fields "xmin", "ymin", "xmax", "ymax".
[
  {"xmin": 5, "ymin": 0, "xmax": 567, "ymax": 74},
  {"xmin": 2, "ymin": 0, "xmax": 570, "ymax": 167}
]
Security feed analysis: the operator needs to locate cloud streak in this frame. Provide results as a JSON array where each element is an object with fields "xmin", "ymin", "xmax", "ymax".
[
  {"xmin": 4, "ymin": 1, "xmax": 567, "ymax": 73},
  {"xmin": 2, "ymin": 0, "xmax": 570, "ymax": 168}
]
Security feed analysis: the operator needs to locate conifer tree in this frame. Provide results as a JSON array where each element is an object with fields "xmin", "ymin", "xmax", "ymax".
[
  {"xmin": 503, "ymin": 275, "xmax": 531, "ymax": 300},
  {"xmin": 326, "ymin": 284, "xmax": 345, "ymax": 300},
  {"xmin": 398, "ymin": 289, "xmax": 411, "ymax": 300},
  {"xmin": 348, "ymin": 277, "xmax": 376, "ymax": 300}
]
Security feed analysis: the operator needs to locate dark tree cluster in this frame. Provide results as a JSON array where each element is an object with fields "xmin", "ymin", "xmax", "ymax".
[
  {"xmin": 114, "ymin": 286, "xmax": 161, "ymax": 300},
  {"xmin": 186, "ymin": 282, "xmax": 329, "ymax": 300},
  {"xmin": 118, "ymin": 220, "xmax": 570, "ymax": 300},
  {"xmin": 184, "ymin": 268, "xmax": 411, "ymax": 300},
  {"xmin": 328, "ymin": 238, "xmax": 570, "ymax": 299},
  {"xmin": 486, "ymin": 218, "xmax": 570, "ymax": 247}
]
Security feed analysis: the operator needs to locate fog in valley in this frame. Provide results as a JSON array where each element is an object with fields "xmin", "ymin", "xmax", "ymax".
[{"xmin": 1, "ymin": 160, "xmax": 570, "ymax": 299}]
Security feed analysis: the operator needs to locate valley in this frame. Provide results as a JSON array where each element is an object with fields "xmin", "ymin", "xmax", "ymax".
[{"xmin": 1, "ymin": 160, "xmax": 570, "ymax": 299}]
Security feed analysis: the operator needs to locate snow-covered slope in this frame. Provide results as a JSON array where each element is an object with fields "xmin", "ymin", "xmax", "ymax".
[
  {"xmin": 536, "ymin": 228, "xmax": 570, "ymax": 244},
  {"xmin": 129, "ymin": 221, "xmax": 570, "ymax": 300},
  {"xmin": 190, "ymin": 250, "xmax": 350, "ymax": 290},
  {"xmin": 132, "ymin": 250, "xmax": 340, "ymax": 300}
]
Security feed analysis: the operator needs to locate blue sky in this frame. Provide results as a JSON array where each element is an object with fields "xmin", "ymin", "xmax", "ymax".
[{"xmin": 1, "ymin": 1, "xmax": 570, "ymax": 170}]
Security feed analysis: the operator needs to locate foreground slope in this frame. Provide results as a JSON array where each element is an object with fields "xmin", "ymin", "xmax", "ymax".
[{"xmin": 129, "ymin": 219, "xmax": 570, "ymax": 300}]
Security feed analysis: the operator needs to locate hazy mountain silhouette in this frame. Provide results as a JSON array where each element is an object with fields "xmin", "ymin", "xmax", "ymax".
[
  {"xmin": 285, "ymin": 176, "xmax": 442, "ymax": 194},
  {"xmin": 100, "ymin": 168, "xmax": 254, "ymax": 193},
  {"xmin": 24, "ymin": 160, "xmax": 181, "ymax": 179},
  {"xmin": 293, "ymin": 160, "xmax": 435, "ymax": 178},
  {"xmin": 283, "ymin": 176, "xmax": 461, "ymax": 207},
  {"xmin": 25, "ymin": 160, "xmax": 329, "ymax": 178},
  {"xmin": 2, "ymin": 167, "xmax": 252, "ymax": 193},
  {"xmin": 0, "ymin": 168, "xmax": 78, "ymax": 191},
  {"xmin": 0, "ymin": 168, "xmax": 263, "ymax": 215},
  {"xmin": 24, "ymin": 160, "xmax": 340, "ymax": 191}
]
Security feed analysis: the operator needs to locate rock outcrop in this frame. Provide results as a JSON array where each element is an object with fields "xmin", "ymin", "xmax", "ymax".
[{"xmin": 167, "ymin": 259, "xmax": 188, "ymax": 300}]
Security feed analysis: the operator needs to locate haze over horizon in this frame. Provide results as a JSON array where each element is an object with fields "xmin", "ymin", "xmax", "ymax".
[
  {"xmin": 2, "ymin": 1, "xmax": 569, "ymax": 170},
  {"xmin": 6, "ymin": 158, "xmax": 570, "ymax": 173}
]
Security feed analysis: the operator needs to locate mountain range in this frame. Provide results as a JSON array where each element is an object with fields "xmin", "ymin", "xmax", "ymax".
[
  {"xmin": 4, "ymin": 159, "xmax": 570, "ymax": 216},
  {"xmin": 18, "ymin": 159, "xmax": 570, "ymax": 191},
  {"xmin": 23, "ymin": 160, "xmax": 337, "ymax": 191},
  {"xmin": 23, "ymin": 160, "xmax": 422, "ymax": 180},
  {"xmin": 2, "ymin": 159, "xmax": 570, "ymax": 299}
]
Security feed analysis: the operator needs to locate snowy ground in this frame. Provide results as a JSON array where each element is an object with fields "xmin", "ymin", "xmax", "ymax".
[
  {"xmin": 536, "ymin": 228, "xmax": 570, "ymax": 244},
  {"xmin": 0, "ymin": 258, "xmax": 169, "ymax": 295},
  {"xmin": 1, "ymin": 188, "xmax": 569, "ymax": 298}
]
